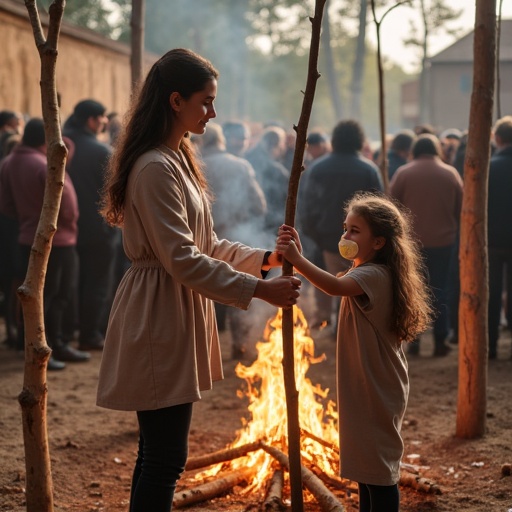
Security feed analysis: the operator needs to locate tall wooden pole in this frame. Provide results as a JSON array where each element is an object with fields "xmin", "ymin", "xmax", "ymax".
[
  {"xmin": 21, "ymin": 1, "xmax": 67, "ymax": 510},
  {"xmin": 456, "ymin": 0, "xmax": 496, "ymax": 439},
  {"xmin": 281, "ymin": 2, "xmax": 326, "ymax": 510}
]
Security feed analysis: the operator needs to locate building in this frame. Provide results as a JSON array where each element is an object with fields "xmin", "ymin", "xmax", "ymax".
[{"xmin": 401, "ymin": 19, "xmax": 512, "ymax": 131}]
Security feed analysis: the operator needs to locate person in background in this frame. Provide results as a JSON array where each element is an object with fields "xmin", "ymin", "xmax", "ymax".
[
  {"xmin": 298, "ymin": 131, "xmax": 332, "ymax": 328},
  {"xmin": 387, "ymin": 130, "xmax": 416, "ymax": 180},
  {"xmin": 300, "ymin": 119, "xmax": 383, "ymax": 329},
  {"xmin": 245, "ymin": 125, "xmax": 289, "ymax": 242},
  {"xmin": 222, "ymin": 120, "xmax": 251, "ymax": 157},
  {"xmin": 0, "ymin": 118, "xmax": 89, "ymax": 370},
  {"xmin": 277, "ymin": 192, "xmax": 432, "ymax": 512},
  {"xmin": 96, "ymin": 48, "xmax": 301, "ymax": 512},
  {"xmin": 0, "ymin": 110, "xmax": 24, "ymax": 159},
  {"xmin": 390, "ymin": 134, "xmax": 463, "ymax": 357},
  {"xmin": 199, "ymin": 121, "xmax": 267, "ymax": 359},
  {"xmin": 487, "ymin": 115, "xmax": 512, "ymax": 360},
  {"xmin": 439, "ymin": 128, "xmax": 462, "ymax": 166},
  {"xmin": 63, "ymin": 99, "xmax": 120, "ymax": 352}
]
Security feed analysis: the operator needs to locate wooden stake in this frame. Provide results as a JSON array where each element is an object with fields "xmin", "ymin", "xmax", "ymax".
[
  {"xmin": 173, "ymin": 467, "xmax": 254, "ymax": 508},
  {"xmin": 281, "ymin": 2, "xmax": 326, "ymax": 511},
  {"xmin": 261, "ymin": 443, "xmax": 344, "ymax": 512},
  {"xmin": 185, "ymin": 441, "xmax": 262, "ymax": 471}
]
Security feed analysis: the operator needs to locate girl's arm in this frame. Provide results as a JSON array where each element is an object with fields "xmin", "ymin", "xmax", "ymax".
[{"xmin": 276, "ymin": 225, "xmax": 364, "ymax": 297}]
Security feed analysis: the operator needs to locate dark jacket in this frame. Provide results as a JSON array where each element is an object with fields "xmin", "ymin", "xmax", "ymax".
[
  {"xmin": 488, "ymin": 145, "xmax": 512, "ymax": 248},
  {"xmin": 63, "ymin": 126, "xmax": 116, "ymax": 246},
  {"xmin": 300, "ymin": 152, "xmax": 383, "ymax": 253}
]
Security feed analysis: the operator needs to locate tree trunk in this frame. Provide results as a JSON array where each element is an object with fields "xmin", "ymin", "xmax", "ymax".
[
  {"xmin": 20, "ymin": 2, "xmax": 67, "ymax": 511},
  {"xmin": 130, "ymin": 0, "xmax": 145, "ymax": 90},
  {"xmin": 418, "ymin": 0, "xmax": 430, "ymax": 124},
  {"xmin": 455, "ymin": 0, "xmax": 496, "ymax": 439},
  {"xmin": 282, "ymin": 2, "xmax": 326, "ymax": 509},
  {"xmin": 321, "ymin": 0, "xmax": 343, "ymax": 120},
  {"xmin": 350, "ymin": 0, "xmax": 367, "ymax": 120}
]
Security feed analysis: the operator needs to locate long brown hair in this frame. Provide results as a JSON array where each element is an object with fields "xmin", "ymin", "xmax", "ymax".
[
  {"xmin": 101, "ymin": 48, "xmax": 219, "ymax": 226},
  {"xmin": 346, "ymin": 192, "xmax": 433, "ymax": 343}
]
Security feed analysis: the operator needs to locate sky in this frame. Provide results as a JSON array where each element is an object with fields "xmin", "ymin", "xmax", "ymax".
[{"xmin": 368, "ymin": 1, "xmax": 512, "ymax": 74}]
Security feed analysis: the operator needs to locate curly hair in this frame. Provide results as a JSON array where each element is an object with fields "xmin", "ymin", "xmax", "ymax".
[
  {"xmin": 101, "ymin": 48, "xmax": 218, "ymax": 226},
  {"xmin": 346, "ymin": 192, "xmax": 433, "ymax": 343}
]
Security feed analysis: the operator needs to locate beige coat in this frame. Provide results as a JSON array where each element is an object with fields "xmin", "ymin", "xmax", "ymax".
[{"xmin": 97, "ymin": 146, "xmax": 266, "ymax": 411}]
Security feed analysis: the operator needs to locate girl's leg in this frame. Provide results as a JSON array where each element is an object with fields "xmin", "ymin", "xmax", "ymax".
[
  {"xmin": 358, "ymin": 482, "xmax": 400, "ymax": 512},
  {"xmin": 130, "ymin": 403, "xmax": 193, "ymax": 512}
]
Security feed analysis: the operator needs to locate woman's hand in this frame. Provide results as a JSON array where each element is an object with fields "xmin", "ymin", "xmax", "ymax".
[
  {"xmin": 254, "ymin": 275, "xmax": 302, "ymax": 309},
  {"xmin": 276, "ymin": 224, "xmax": 302, "ymax": 265}
]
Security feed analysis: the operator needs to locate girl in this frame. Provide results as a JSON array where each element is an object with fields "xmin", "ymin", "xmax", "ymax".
[
  {"xmin": 276, "ymin": 192, "xmax": 432, "ymax": 512},
  {"xmin": 97, "ymin": 48, "xmax": 301, "ymax": 512}
]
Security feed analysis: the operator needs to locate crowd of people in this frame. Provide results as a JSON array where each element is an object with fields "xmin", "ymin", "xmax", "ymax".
[{"xmin": 1, "ymin": 103, "xmax": 511, "ymax": 368}]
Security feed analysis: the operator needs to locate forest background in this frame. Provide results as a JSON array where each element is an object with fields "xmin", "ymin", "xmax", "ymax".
[{"xmin": 32, "ymin": 0, "xmax": 463, "ymax": 139}]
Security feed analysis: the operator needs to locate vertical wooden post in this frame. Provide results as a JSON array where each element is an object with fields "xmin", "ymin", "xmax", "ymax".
[
  {"xmin": 456, "ymin": 0, "xmax": 496, "ymax": 439},
  {"xmin": 20, "ymin": 1, "xmax": 67, "ymax": 510},
  {"xmin": 281, "ymin": 2, "xmax": 326, "ymax": 510}
]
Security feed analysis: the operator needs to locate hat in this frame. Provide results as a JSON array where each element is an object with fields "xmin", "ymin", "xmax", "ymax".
[{"xmin": 72, "ymin": 99, "xmax": 106, "ymax": 123}]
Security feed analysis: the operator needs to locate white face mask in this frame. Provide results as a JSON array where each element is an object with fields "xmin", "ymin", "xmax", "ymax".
[{"xmin": 338, "ymin": 238, "xmax": 359, "ymax": 260}]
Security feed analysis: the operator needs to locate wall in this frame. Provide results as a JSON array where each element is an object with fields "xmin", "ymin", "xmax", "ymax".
[{"xmin": 0, "ymin": 0, "xmax": 157, "ymax": 121}]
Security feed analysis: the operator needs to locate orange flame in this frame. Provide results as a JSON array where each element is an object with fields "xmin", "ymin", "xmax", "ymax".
[{"xmin": 199, "ymin": 306, "xmax": 339, "ymax": 494}]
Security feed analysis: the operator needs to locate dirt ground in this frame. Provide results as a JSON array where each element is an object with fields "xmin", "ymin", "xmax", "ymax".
[{"xmin": 1, "ymin": 291, "xmax": 511, "ymax": 512}]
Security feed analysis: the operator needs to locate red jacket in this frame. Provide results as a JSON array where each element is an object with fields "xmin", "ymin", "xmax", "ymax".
[{"xmin": 0, "ymin": 144, "xmax": 78, "ymax": 247}]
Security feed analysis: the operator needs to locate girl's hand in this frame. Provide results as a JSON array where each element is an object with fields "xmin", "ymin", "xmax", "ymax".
[{"xmin": 276, "ymin": 224, "xmax": 302, "ymax": 264}]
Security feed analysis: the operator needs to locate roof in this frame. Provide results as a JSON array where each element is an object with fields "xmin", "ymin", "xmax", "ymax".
[{"xmin": 430, "ymin": 19, "xmax": 512, "ymax": 63}]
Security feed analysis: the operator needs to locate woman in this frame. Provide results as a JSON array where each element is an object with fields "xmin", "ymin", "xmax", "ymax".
[{"xmin": 97, "ymin": 48, "xmax": 301, "ymax": 512}]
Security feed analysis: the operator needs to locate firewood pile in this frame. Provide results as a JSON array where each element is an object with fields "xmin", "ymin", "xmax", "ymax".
[{"xmin": 172, "ymin": 438, "xmax": 441, "ymax": 510}]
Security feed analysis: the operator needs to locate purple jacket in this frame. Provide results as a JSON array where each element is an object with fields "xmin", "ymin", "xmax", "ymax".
[{"xmin": 0, "ymin": 145, "xmax": 78, "ymax": 247}]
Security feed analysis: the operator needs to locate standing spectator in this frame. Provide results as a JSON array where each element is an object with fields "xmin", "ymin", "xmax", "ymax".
[
  {"xmin": 245, "ymin": 126, "xmax": 289, "ymax": 242},
  {"xmin": 63, "ymin": 99, "xmax": 119, "ymax": 351},
  {"xmin": 96, "ymin": 48, "xmax": 301, "ymax": 510},
  {"xmin": 387, "ymin": 130, "xmax": 416, "ymax": 180},
  {"xmin": 439, "ymin": 128, "xmax": 462, "ymax": 166},
  {"xmin": 200, "ymin": 122, "xmax": 267, "ymax": 358},
  {"xmin": 488, "ymin": 116, "xmax": 512, "ymax": 360},
  {"xmin": 0, "ymin": 118, "xmax": 90, "ymax": 370},
  {"xmin": 300, "ymin": 119, "xmax": 383, "ymax": 327},
  {"xmin": 298, "ymin": 131, "xmax": 332, "ymax": 328},
  {"xmin": 390, "ymin": 134, "xmax": 463, "ymax": 357},
  {"xmin": 0, "ymin": 110, "xmax": 24, "ymax": 159},
  {"xmin": 222, "ymin": 121, "xmax": 250, "ymax": 157}
]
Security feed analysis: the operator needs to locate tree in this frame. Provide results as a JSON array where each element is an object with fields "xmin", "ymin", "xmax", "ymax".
[
  {"xmin": 130, "ymin": 0, "xmax": 145, "ymax": 89},
  {"xmin": 404, "ymin": 0, "xmax": 462, "ymax": 124},
  {"xmin": 455, "ymin": 0, "xmax": 496, "ymax": 439},
  {"xmin": 20, "ymin": 2, "xmax": 67, "ymax": 510}
]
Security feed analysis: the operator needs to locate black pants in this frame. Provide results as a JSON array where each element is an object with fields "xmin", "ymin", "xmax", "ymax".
[
  {"xmin": 75, "ymin": 239, "xmax": 117, "ymax": 344},
  {"xmin": 130, "ymin": 403, "xmax": 193, "ymax": 512},
  {"xmin": 358, "ymin": 482, "xmax": 399, "ymax": 512},
  {"xmin": 18, "ymin": 244, "xmax": 78, "ymax": 348}
]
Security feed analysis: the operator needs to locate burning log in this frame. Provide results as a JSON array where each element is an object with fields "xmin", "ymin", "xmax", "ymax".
[
  {"xmin": 263, "ymin": 469, "xmax": 286, "ymax": 511},
  {"xmin": 261, "ymin": 443, "xmax": 344, "ymax": 512},
  {"xmin": 399, "ymin": 471, "xmax": 442, "ymax": 495},
  {"xmin": 185, "ymin": 441, "xmax": 262, "ymax": 471},
  {"xmin": 301, "ymin": 428, "xmax": 339, "ymax": 454},
  {"xmin": 173, "ymin": 467, "xmax": 254, "ymax": 508},
  {"xmin": 309, "ymin": 465, "xmax": 358, "ymax": 496}
]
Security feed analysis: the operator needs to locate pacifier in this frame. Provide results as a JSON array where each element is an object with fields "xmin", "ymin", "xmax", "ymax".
[{"xmin": 338, "ymin": 238, "xmax": 359, "ymax": 260}]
